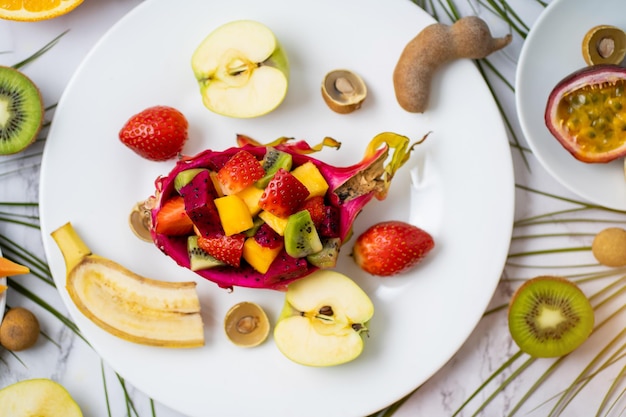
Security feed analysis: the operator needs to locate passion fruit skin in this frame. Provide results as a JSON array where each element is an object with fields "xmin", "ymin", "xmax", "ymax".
[{"xmin": 545, "ymin": 64, "xmax": 626, "ymax": 163}]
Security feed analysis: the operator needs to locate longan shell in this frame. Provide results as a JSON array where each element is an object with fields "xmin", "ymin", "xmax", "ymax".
[
  {"xmin": 592, "ymin": 227, "xmax": 626, "ymax": 267},
  {"xmin": 0, "ymin": 307, "xmax": 40, "ymax": 351}
]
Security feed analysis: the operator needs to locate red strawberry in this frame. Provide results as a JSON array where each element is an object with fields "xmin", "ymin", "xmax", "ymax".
[
  {"xmin": 119, "ymin": 105, "xmax": 188, "ymax": 161},
  {"xmin": 154, "ymin": 196, "xmax": 194, "ymax": 235},
  {"xmin": 352, "ymin": 221, "xmax": 434, "ymax": 276},
  {"xmin": 298, "ymin": 196, "xmax": 326, "ymax": 229},
  {"xmin": 258, "ymin": 168, "xmax": 310, "ymax": 218},
  {"xmin": 197, "ymin": 233, "xmax": 245, "ymax": 267},
  {"xmin": 216, "ymin": 150, "xmax": 265, "ymax": 195}
]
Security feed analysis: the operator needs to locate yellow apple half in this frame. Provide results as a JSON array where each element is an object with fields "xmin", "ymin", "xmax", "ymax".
[
  {"xmin": 191, "ymin": 20, "xmax": 289, "ymax": 118},
  {"xmin": 274, "ymin": 270, "xmax": 374, "ymax": 367},
  {"xmin": 0, "ymin": 379, "xmax": 83, "ymax": 417}
]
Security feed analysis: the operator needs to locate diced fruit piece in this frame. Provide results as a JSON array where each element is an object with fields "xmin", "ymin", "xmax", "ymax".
[
  {"xmin": 284, "ymin": 210, "xmax": 323, "ymax": 258},
  {"xmin": 256, "ymin": 147, "xmax": 293, "ymax": 188},
  {"xmin": 298, "ymin": 195, "xmax": 326, "ymax": 229},
  {"xmin": 508, "ymin": 276, "xmax": 594, "ymax": 358},
  {"xmin": 258, "ymin": 168, "xmax": 310, "ymax": 218},
  {"xmin": 263, "ymin": 250, "xmax": 309, "ymax": 287},
  {"xmin": 0, "ymin": 379, "xmax": 83, "ymax": 417},
  {"xmin": 198, "ymin": 233, "xmax": 246, "ymax": 267},
  {"xmin": 214, "ymin": 195, "xmax": 254, "ymax": 236},
  {"xmin": 307, "ymin": 237, "xmax": 341, "ymax": 268},
  {"xmin": 217, "ymin": 149, "xmax": 265, "ymax": 195},
  {"xmin": 118, "ymin": 105, "xmax": 188, "ymax": 161},
  {"xmin": 253, "ymin": 223, "xmax": 283, "ymax": 248},
  {"xmin": 191, "ymin": 20, "xmax": 289, "ymax": 118},
  {"xmin": 243, "ymin": 237, "xmax": 284, "ymax": 274},
  {"xmin": 187, "ymin": 236, "xmax": 225, "ymax": 271},
  {"xmin": 210, "ymin": 171, "xmax": 225, "ymax": 197},
  {"xmin": 244, "ymin": 216, "xmax": 265, "ymax": 237},
  {"xmin": 318, "ymin": 205, "xmax": 340, "ymax": 238},
  {"xmin": 258, "ymin": 210, "xmax": 289, "ymax": 236},
  {"xmin": 274, "ymin": 270, "xmax": 374, "ymax": 367},
  {"xmin": 236, "ymin": 184, "xmax": 265, "ymax": 216},
  {"xmin": 154, "ymin": 196, "xmax": 194, "ymax": 235},
  {"xmin": 352, "ymin": 221, "xmax": 434, "ymax": 276},
  {"xmin": 174, "ymin": 168, "xmax": 209, "ymax": 193},
  {"xmin": 291, "ymin": 161, "xmax": 329, "ymax": 198},
  {"xmin": 50, "ymin": 222, "xmax": 204, "ymax": 348},
  {"xmin": 179, "ymin": 170, "xmax": 222, "ymax": 236}
]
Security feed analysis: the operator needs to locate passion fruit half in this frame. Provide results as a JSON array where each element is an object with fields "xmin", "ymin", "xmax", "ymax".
[{"xmin": 545, "ymin": 64, "xmax": 626, "ymax": 163}]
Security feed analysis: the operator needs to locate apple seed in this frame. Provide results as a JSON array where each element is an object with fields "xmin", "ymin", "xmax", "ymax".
[{"xmin": 318, "ymin": 305, "xmax": 334, "ymax": 316}]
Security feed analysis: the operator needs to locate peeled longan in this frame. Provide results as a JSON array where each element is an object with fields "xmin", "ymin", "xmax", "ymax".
[
  {"xmin": 592, "ymin": 227, "xmax": 626, "ymax": 267},
  {"xmin": 0, "ymin": 307, "xmax": 40, "ymax": 351}
]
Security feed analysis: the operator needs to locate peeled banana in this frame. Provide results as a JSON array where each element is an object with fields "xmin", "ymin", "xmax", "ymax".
[{"xmin": 50, "ymin": 222, "xmax": 204, "ymax": 348}]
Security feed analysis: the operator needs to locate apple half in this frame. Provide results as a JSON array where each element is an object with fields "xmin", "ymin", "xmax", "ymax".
[
  {"xmin": 191, "ymin": 20, "xmax": 289, "ymax": 118},
  {"xmin": 274, "ymin": 270, "xmax": 374, "ymax": 367},
  {"xmin": 0, "ymin": 378, "xmax": 83, "ymax": 416}
]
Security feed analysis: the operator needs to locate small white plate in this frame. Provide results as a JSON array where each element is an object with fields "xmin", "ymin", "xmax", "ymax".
[
  {"xmin": 39, "ymin": 1, "xmax": 514, "ymax": 416},
  {"xmin": 516, "ymin": 0, "xmax": 626, "ymax": 210}
]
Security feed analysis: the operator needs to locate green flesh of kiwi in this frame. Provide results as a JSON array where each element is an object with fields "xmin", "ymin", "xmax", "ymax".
[
  {"xmin": 255, "ymin": 147, "xmax": 293, "ymax": 188},
  {"xmin": 306, "ymin": 237, "xmax": 341, "ymax": 268},
  {"xmin": 508, "ymin": 276, "xmax": 594, "ymax": 358},
  {"xmin": 174, "ymin": 168, "xmax": 208, "ymax": 193},
  {"xmin": 284, "ymin": 210, "xmax": 323, "ymax": 258},
  {"xmin": 187, "ymin": 235, "xmax": 224, "ymax": 271},
  {"xmin": 0, "ymin": 67, "xmax": 44, "ymax": 155}
]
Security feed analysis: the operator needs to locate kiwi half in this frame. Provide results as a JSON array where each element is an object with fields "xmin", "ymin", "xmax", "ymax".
[
  {"xmin": 0, "ymin": 66, "xmax": 44, "ymax": 155},
  {"xmin": 508, "ymin": 276, "xmax": 594, "ymax": 358}
]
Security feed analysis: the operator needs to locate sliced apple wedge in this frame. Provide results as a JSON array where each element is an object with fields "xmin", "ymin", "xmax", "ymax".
[
  {"xmin": 273, "ymin": 270, "xmax": 374, "ymax": 367},
  {"xmin": 0, "ymin": 378, "xmax": 83, "ymax": 417},
  {"xmin": 191, "ymin": 20, "xmax": 289, "ymax": 118},
  {"xmin": 50, "ymin": 222, "xmax": 204, "ymax": 348}
]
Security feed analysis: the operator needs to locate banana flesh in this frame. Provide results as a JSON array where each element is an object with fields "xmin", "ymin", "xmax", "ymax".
[{"xmin": 51, "ymin": 222, "xmax": 204, "ymax": 348}]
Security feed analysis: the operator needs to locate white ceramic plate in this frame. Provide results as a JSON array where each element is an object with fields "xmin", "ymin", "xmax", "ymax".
[
  {"xmin": 516, "ymin": 0, "xmax": 626, "ymax": 210},
  {"xmin": 39, "ymin": 1, "xmax": 514, "ymax": 416}
]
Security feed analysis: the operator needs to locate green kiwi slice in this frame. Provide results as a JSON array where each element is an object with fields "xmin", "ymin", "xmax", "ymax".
[
  {"xmin": 255, "ymin": 147, "xmax": 292, "ymax": 188},
  {"xmin": 508, "ymin": 276, "xmax": 594, "ymax": 358},
  {"xmin": 0, "ymin": 66, "xmax": 44, "ymax": 155},
  {"xmin": 187, "ymin": 236, "xmax": 224, "ymax": 271},
  {"xmin": 284, "ymin": 210, "xmax": 323, "ymax": 258}
]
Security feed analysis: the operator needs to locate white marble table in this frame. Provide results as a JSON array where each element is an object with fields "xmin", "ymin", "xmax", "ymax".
[{"xmin": 1, "ymin": 1, "xmax": 623, "ymax": 416}]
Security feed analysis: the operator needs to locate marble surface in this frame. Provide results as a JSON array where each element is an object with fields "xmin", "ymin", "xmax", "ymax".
[{"xmin": 1, "ymin": 0, "xmax": 624, "ymax": 416}]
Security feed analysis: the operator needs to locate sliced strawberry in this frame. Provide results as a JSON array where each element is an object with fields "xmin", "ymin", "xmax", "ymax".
[
  {"xmin": 197, "ymin": 233, "xmax": 245, "ymax": 268},
  {"xmin": 154, "ymin": 196, "xmax": 194, "ymax": 235},
  {"xmin": 216, "ymin": 150, "xmax": 265, "ymax": 195},
  {"xmin": 118, "ymin": 105, "xmax": 188, "ymax": 161},
  {"xmin": 298, "ymin": 196, "xmax": 326, "ymax": 229},
  {"xmin": 352, "ymin": 221, "xmax": 435, "ymax": 276},
  {"xmin": 258, "ymin": 168, "xmax": 310, "ymax": 218}
]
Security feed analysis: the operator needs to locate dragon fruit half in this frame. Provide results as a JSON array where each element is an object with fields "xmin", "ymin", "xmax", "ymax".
[{"xmin": 145, "ymin": 132, "xmax": 425, "ymax": 291}]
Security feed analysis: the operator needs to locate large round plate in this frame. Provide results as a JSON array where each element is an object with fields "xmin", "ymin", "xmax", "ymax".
[
  {"xmin": 39, "ymin": 1, "xmax": 514, "ymax": 416},
  {"xmin": 516, "ymin": 0, "xmax": 626, "ymax": 210},
  {"xmin": 0, "ymin": 248, "xmax": 5, "ymax": 323}
]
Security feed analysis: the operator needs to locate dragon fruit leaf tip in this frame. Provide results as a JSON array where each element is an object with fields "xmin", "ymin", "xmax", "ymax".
[{"xmin": 149, "ymin": 131, "xmax": 421, "ymax": 290}]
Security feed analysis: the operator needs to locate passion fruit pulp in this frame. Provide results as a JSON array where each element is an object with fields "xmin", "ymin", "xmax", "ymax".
[{"xmin": 545, "ymin": 64, "xmax": 626, "ymax": 163}]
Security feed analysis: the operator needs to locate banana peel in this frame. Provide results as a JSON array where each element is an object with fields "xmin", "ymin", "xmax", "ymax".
[{"xmin": 50, "ymin": 222, "xmax": 204, "ymax": 348}]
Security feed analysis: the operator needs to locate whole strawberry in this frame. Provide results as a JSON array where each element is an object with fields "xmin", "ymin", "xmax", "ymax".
[
  {"xmin": 352, "ymin": 220, "xmax": 434, "ymax": 276},
  {"xmin": 119, "ymin": 105, "xmax": 188, "ymax": 161}
]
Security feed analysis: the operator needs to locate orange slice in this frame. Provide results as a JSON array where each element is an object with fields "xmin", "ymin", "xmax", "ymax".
[{"xmin": 0, "ymin": 0, "xmax": 83, "ymax": 22}]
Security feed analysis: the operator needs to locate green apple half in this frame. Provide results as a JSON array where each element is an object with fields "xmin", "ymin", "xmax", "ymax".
[
  {"xmin": 0, "ymin": 378, "xmax": 83, "ymax": 416},
  {"xmin": 191, "ymin": 20, "xmax": 289, "ymax": 118},
  {"xmin": 274, "ymin": 270, "xmax": 374, "ymax": 367}
]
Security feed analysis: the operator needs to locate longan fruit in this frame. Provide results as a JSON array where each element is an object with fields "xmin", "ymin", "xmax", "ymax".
[
  {"xmin": 592, "ymin": 227, "xmax": 626, "ymax": 267},
  {"xmin": 0, "ymin": 307, "xmax": 40, "ymax": 351}
]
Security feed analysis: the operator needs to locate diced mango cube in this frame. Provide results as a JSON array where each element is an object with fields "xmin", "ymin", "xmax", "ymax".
[
  {"xmin": 210, "ymin": 171, "xmax": 225, "ymax": 197},
  {"xmin": 243, "ymin": 238, "xmax": 284, "ymax": 274},
  {"xmin": 258, "ymin": 210, "xmax": 289, "ymax": 236},
  {"xmin": 214, "ymin": 195, "xmax": 254, "ymax": 236},
  {"xmin": 235, "ymin": 185, "xmax": 265, "ymax": 216},
  {"xmin": 290, "ymin": 162, "xmax": 329, "ymax": 198}
]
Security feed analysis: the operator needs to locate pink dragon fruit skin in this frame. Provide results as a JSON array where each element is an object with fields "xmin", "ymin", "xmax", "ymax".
[{"xmin": 148, "ymin": 132, "xmax": 422, "ymax": 291}]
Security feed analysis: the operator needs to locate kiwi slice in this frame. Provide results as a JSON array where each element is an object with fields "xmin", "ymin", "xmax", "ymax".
[
  {"xmin": 0, "ymin": 66, "xmax": 44, "ymax": 155},
  {"xmin": 187, "ymin": 236, "xmax": 224, "ymax": 271},
  {"xmin": 255, "ymin": 147, "xmax": 293, "ymax": 188},
  {"xmin": 508, "ymin": 276, "xmax": 594, "ymax": 358},
  {"xmin": 284, "ymin": 210, "xmax": 323, "ymax": 258},
  {"xmin": 307, "ymin": 237, "xmax": 341, "ymax": 268}
]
